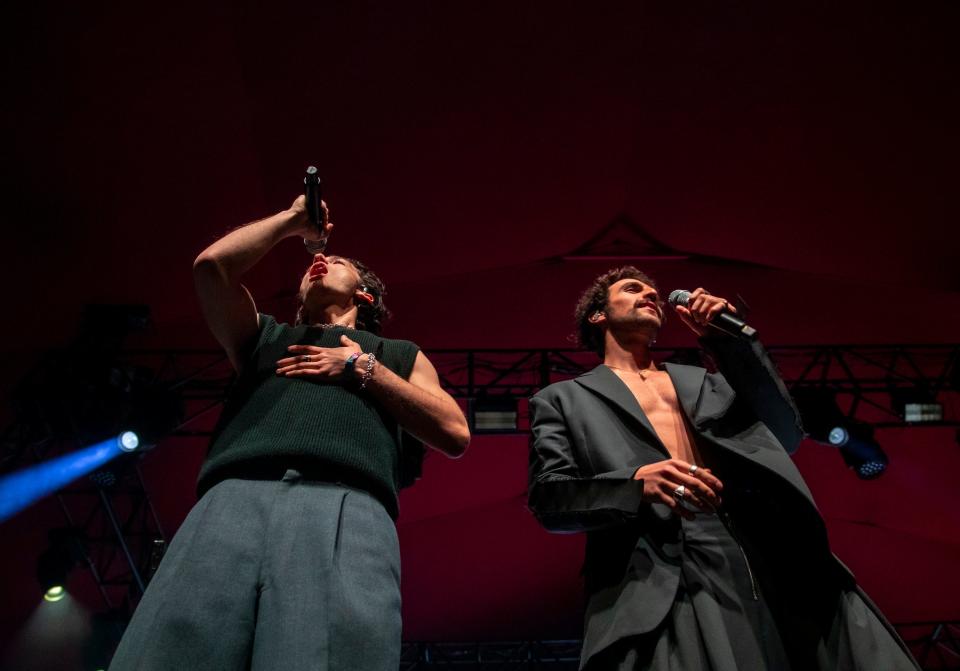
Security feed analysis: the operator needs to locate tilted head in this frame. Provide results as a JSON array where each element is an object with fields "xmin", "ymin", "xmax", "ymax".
[
  {"xmin": 296, "ymin": 255, "xmax": 389, "ymax": 334},
  {"xmin": 574, "ymin": 266, "xmax": 664, "ymax": 356}
]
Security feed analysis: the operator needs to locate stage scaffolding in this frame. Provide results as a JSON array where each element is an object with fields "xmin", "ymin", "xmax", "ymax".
[
  {"xmin": 398, "ymin": 624, "xmax": 960, "ymax": 669},
  {"xmin": 143, "ymin": 343, "xmax": 960, "ymax": 436}
]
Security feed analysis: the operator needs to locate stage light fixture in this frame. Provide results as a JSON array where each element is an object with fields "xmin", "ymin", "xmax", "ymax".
[
  {"xmin": 469, "ymin": 397, "xmax": 519, "ymax": 433},
  {"xmin": 118, "ymin": 430, "xmax": 140, "ymax": 452},
  {"xmin": 43, "ymin": 585, "xmax": 65, "ymax": 602},
  {"xmin": 827, "ymin": 426, "xmax": 849, "ymax": 446},
  {"xmin": 791, "ymin": 387, "xmax": 847, "ymax": 443},
  {"xmin": 37, "ymin": 529, "xmax": 81, "ymax": 602},
  {"xmin": 0, "ymin": 431, "xmax": 143, "ymax": 523},
  {"xmin": 890, "ymin": 388, "xmax": 943, "ymax": 423},
  {"xmin": 837, "ymin": 431, "xmax": 888, "ymax": 480},
  {"xmin": 791, "ymin": 387, "xmax": 888, "ymax": 480},
  {"xmin": 903, "ymin": 403, "xmax": 943, "ymax": 422}
]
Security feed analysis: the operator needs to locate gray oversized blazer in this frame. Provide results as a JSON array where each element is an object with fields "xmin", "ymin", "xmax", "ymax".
[{"xmin": 528, "ymin": 335, "xmax": 839, "ymax": 668}]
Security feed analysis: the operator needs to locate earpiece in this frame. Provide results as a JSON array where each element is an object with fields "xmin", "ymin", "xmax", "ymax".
[{"xmin": 356, "ymin": 286, "xmax": 376, "ymax": 305}]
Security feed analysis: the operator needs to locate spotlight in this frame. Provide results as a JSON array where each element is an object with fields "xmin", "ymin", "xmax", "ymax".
[
  {"xmin": 37, "ymin": 529, "xmax": 82, "ymax": 602},
  {"xmin": 118, "ymin": 430, "xmax": 139, "ymax": 452},
  {"xmin": 0, "ymin": 431, "xmax": 147, "ymax": 523},
  {"xmin": 824, "ymin": 419, "xmax": 888, "ymax": 480},
  {"xmin": 791, "ymin": 388, "xmax": 888, "ymax": 480},
  {"xmin": 792, "ymin": 388, "xmax": 847, "ymax": 442},
  {"xmin": 827, "ymin": 426, "xmax": 849, "ymax": 446},
  {"xmin": 837, "ymin": 430, "xmax": 888, "ymax": 480},
  {"xmin": 44, "ymin": 585, "xmax": 66, "ymax": 602}
]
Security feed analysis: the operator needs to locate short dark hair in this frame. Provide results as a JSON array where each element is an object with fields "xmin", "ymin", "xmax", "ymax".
[
  {"xmin": 574, "ymin": 266, "xmax": 661, "ymax": 357},
  {"xmin": 296, "ymin": 257, "xmax": 391, "ymax": 334}
]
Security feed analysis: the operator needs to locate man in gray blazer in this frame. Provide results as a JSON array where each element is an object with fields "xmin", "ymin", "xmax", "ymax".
[{"xmin": 528, "ymin": 266, "xmax": 918, "ymax": 670}]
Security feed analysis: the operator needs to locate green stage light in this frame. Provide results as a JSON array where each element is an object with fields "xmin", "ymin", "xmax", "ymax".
[{"xmin": 43, "ymin": 585, "xmax": 65, "ymax": 602}]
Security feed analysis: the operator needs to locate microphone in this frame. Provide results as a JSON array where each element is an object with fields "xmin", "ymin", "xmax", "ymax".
[
  {"xmin": 303, "ymin": 166, "xmax": 326, "ymax": 254},
  {"xmin": 668, "ymin": 289, "xmax": 758, "ymax": 340}
]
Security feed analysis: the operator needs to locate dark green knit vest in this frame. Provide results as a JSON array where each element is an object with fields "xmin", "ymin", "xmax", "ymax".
[{"xmin": 197, "ymin": 314, "xmax": 420, "ymax": 518}]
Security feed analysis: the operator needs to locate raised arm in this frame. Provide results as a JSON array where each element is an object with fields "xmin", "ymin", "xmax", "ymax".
[
  {"xmin": 699, "ymin": 335, "xmax": 805, "ymax": 453},
  {"xmin": 193, "ymin": 196, "xmax": 328, "ymax": 370},
  {"xmin": 673, "ymin": 287, "xmax": 804, "ymax": 453}
]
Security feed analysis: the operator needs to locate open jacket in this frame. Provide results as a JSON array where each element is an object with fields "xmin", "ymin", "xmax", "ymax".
[{"xmin": 528, "ymin": 335, "xmax": 845, "ymax": 668}]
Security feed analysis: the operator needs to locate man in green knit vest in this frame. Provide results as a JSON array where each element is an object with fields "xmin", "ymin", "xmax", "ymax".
[{"xmin": 110, "ymin": 195, "xmax": 470, "ymax": 671}]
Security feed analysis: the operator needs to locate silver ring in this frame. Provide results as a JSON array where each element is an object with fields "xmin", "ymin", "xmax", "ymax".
[
  {"xmin": 689, "ymin": 464, "xmax": 699, "ymax": 475},
  {"xmin": 673, "ymin": 485, "xmax": 686, "ymax": 501}
]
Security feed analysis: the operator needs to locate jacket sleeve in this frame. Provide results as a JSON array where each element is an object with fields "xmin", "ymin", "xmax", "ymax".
[
  {"xmin": 528, "ymin": 393, "xmax": 647, "ymax": 533},
  {"xmin": 699, "ymin": 334, "xmax": 806, "ymax": 453}
]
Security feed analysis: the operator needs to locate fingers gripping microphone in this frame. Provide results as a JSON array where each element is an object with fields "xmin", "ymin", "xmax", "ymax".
[
  {"xmin": 303, "ymin": 166, "xmax": 326, "ymax": 254},
  {"xmin": 668, "ymin": 290, "xmax": 758, "ymax": 340},
  {"xmin": 304, "ymin": 166, "xmax": 322, "ymax": 226}
]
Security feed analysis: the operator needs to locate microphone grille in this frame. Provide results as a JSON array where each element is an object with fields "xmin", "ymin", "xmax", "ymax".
[{"xmin": 667, "ymin": 289, "xmax": 690, "ymax": 307}]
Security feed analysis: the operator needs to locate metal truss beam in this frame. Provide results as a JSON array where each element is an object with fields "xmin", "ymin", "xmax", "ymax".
[
  {"xmin": 900, "ymin": 621, "xmax": 960, "ymax": 670},
  {"xmin": 401, "ymin": 625, "xmax": 959, "ymax": 670},
  {"xmin": 101, "ymin": 343, "xmax": 959, "ymax": 436},
  {"xmin": 400, "ymin": 640, "xmax": 581, "ymax": 670},
  {"xmin": 429, "ymin": 344, "xmax": 959, "ymax": 429}
]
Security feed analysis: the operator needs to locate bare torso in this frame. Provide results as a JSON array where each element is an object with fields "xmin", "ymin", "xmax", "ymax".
[{"xmin": 609, "ymin": 366, "xmax": 704, "ymax": 466}]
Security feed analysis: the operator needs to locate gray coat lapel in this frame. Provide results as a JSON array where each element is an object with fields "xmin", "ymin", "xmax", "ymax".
[
  {"xmin": 662, "ymin": 363, "xmax": 706, "ymax": 425},
  {"xmin": 575, "ymin": 365, "xmax": 665, "ymax": 450},
  {"xmin": 663, "ymin": 362, "xmax": 737, "ymax": 427}
]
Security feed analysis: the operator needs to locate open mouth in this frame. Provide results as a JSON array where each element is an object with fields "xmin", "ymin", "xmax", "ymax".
[{"xmin": 308, "ymin": 263, "xmax": 328, "ymax": 281}]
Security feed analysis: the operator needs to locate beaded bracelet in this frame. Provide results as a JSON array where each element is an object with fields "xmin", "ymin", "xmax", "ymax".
[{"xmin": 359, "ymin": 352, "xmax": 377, "ymax": 390}]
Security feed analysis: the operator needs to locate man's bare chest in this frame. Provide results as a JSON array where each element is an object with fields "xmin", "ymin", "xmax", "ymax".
[
  {"xmin": 612, "ymin": 369, "xmax": 701, "ymax": 462},
  {"xmin": 615, "ymin": 371, "xmax": 681, "ymax": 420}
]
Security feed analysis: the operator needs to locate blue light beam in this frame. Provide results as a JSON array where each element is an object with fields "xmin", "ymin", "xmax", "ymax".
[{"xmin": 0, "ymin": 432, "xmax": 138, "ymax": 524}]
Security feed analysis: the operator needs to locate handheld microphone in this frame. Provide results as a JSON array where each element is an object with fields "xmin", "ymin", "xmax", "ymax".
[
  {"xmin": 303, "ymin": 166, "xmax": 326, "ymax": 254},
  {"xmin": 668, "ymin": 289, "xmax": 757, "ymax": 340}
]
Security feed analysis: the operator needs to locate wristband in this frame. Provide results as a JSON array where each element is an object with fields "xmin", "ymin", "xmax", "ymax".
[{"xmin": 343, "ymin": 351, "xmax": 362, "ymax": 377}]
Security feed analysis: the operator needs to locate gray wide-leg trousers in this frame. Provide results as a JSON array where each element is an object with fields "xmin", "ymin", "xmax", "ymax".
[{"xmin": 109, "ymin": 471, "xmax": 401, "ymax": 671}]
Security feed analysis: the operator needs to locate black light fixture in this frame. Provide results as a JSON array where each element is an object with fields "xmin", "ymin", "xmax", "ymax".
[
  {"xmin": 37, "ymin": 528, "xmax": 83, "ymax": 602},
  {"xmin": 792, "ymin": 387, "xmax": 888, "ymax": 480},
  {"xmin": 792, "ymin": 388, "xmax": 847, "ymax": 443},
  {"xmin": 828, "ymin": 420, "xmax": 889, "ymax": 480}
]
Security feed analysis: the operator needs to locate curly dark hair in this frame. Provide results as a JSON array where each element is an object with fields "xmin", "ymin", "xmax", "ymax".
[
  {"xmin": 296, "ymin": 257, "xmax": 391, "ymax": 334},
  {"xmin": 574, "ymin": 266, "xmax": 662, "ymax": 357}
]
